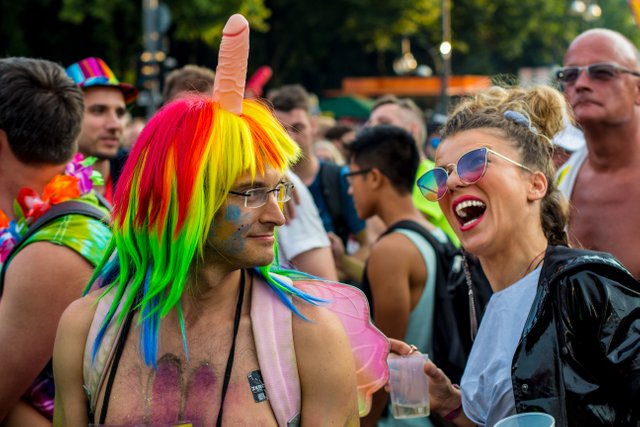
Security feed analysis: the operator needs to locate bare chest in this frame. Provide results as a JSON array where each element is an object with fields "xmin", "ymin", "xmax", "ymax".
[
  {"xmin": 569, "ymin": 169, "xmax": 640, "ymax": 277},
  {"xmin": 94, "ymin": 316, "xmax": 277, "ymax": 426}
]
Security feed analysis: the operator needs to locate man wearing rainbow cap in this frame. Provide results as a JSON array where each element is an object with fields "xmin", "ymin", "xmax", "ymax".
[
  {"xmin": 53, "ymin": 15, "xmax": 388, "ymax": 426},
  {"xmin": 66, "ymin": 57, "xmax": 139, "ymax": 204}
]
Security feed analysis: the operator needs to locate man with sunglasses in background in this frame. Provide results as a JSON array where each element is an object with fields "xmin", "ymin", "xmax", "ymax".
[{"xmin": 555, "ymin": 28, "xmax": 640, "ymax": 279}]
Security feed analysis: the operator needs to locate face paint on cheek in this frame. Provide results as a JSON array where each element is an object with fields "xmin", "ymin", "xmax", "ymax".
[
  {"xmin": 211, "ymin": 206, "xmax": 244, "ymax": 239},
  {"xmin": 225, "ymin": 205, "xmax": 242, "ymax": 221},
  {"xmin": 210, "ymin": 205, "xmax": 252, "ymax": 256}
]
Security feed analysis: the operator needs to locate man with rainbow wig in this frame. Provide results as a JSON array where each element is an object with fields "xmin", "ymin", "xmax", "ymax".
[{"xmin": 53, "ymin": 15, "xmax": 388, "ymax": 426}]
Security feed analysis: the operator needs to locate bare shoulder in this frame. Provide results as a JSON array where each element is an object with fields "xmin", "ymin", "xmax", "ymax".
[
  {"xmin": 10, "ymin": 240, "xmax": 91, "ymax": 268},
  {"xmin": 292, "ymin": 299, "xmax": 346, "ymax": 342},
  {"xmin": 57, "ymin": 289, "xmax": 102, "ymax": 339},
  {"xmin": 369, "ymin": 231, "xmax": 421, "ymax": 267},
  {"xmin": 53, "ymin": 290, "xmax": 102, "ymax": 426},
  {"xmin": 54, "ymin": 290, "xmax": 102, "ymax": 388},
  {"xmin": 291, "ymin": 298, "xmax": 359, "ymax": 423},
  {"xmin": 291, "ymin": 298, "xmax": 354, "ymax": 371},
  {"xmin": 6, "ymin": 241, "xmax": 94, "ymax": 297}
]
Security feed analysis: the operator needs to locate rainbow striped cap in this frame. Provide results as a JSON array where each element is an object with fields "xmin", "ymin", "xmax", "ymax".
[{"xmin": 66, "ymin": 57, "xmax": 138, "ymax": 105}]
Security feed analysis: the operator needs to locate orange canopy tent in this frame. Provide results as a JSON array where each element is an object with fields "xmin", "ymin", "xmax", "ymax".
[{"xmin": 331, "ymin": 75, "xmax": 492, "ymax": 97}]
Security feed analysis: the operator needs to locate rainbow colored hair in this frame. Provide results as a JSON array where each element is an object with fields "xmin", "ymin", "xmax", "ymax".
[{"xmin": 88, "ymin": 95, "xmax": 322, "ymax": 367}]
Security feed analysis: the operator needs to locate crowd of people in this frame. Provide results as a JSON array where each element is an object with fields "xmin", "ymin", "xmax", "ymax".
[{"xmin": 0, "ymin": 13, "xmax": 638, "ymax": 427}]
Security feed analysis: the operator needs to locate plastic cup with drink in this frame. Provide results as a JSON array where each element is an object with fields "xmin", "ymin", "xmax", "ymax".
[{"xmin": 387, "ymin": 353, "xmax": 430, "ymax": 419}]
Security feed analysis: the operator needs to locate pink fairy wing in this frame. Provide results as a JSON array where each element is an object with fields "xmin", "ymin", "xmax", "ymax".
[{"xmin": 294, "ymin": 279, "xmax": 389, "ymax": 417}]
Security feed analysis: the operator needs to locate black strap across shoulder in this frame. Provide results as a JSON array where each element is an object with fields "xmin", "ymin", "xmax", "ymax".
[
  {"xmin": 363, "ymin": 220, "xmax": 439, "ymax": 317},
  {"xmin": 96, "ymin": 290, "xmax": 140, "ymax": 424},
  {"xmin": 381, "ymin": 219, "xmax": 439, "ymax": 245},
  {"xmin": 0, "ymin": 200, "xmax": 108, "ymax": 295}
]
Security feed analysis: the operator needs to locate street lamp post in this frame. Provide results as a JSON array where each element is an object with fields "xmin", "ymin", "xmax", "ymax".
[
  {"xmin": 142, "ymin": 0, "xmax": 161, "ymax": 119},
  {"xmin": 141, "ymin": 0, "xmax": 171, "ymax": 118},
  {"xmin": 439, "ymin": 0, "xmax": 452, "ymax": 116}
]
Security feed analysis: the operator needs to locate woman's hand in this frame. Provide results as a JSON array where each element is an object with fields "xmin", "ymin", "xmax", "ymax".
[
  {"xmin": 386, "ymin": 339, "xmax": 471, "ymax": 425},
  {"xmin": 388, "ymin": 340, "xmax": 460, "ymax": 416},
  {"xmin": 423, "ymin": 359, "xmax": 461, "ymax": 417},
  {"xmin": 388, "ymin": 338, "xmax": 415, "ymax": 356}
]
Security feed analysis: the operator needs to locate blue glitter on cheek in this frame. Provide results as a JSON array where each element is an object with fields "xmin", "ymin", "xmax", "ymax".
[{"xmin": 225, "ymin": 205, "xmax": 242, "ymax": 221}]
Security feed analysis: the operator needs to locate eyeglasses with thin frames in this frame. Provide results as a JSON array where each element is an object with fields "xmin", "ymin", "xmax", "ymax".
[
  {"xmin": 417, "ymin": 147, "xmax": 532, "ymax": 201},
  {"xmin": 228, "ymin": 182, "xmax": 294, "ymax": 208},
  {"xmin": 556, "ymin": 63, "xmax": 640, "ymax": 85},
  {"xmin": 344, "ymin": 168, "xmax": 372, "ymax": 184}
]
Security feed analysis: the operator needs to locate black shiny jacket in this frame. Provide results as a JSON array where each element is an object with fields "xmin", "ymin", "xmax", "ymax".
[{"xmin": 512, "ymin": 245, "xmax": 640, "ymax": 426}]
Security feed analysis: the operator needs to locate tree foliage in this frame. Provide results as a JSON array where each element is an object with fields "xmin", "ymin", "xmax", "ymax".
[
  {"xmin": 1, "ymin": 0, "xmax": 639, "ymax": 93},
  {"xmin": 249, "ymin": 0, "xmax": 440, "ymax": 91},
  {"xmin": 341, "ymin": 0, "xmax": 440, "ymax": 52},
  {"xmin": 166, "ymin": 0, "xmax": 270, "ymax": 46},
  {"xmin": 450, "ymin": 0, "xmax": 640, "ymax": 75}
]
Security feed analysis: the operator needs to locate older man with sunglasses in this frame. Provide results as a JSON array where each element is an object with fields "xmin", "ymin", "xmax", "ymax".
[{"xmin": 556, "ymin": 28, "xmax": 640, "ymax": 279}]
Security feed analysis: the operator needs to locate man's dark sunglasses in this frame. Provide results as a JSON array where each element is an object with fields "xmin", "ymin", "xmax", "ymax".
[
  {"xmin": 556, "ymin": 63, "xmax": 640, "ymax": 84},
  {"xmin": 344, "ymin": 168, "xmax": 372, "ymax": 184}
]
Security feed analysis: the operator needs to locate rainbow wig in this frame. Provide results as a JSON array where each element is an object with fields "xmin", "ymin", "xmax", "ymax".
[{"xmin": 88, "ymin": 94, "xmax": 325, "ymax": 366}]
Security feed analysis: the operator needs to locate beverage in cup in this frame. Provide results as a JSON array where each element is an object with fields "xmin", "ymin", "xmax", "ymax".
[{"xmin": 387, "ymin": 353, "xmax": 430, "ymax": 419}]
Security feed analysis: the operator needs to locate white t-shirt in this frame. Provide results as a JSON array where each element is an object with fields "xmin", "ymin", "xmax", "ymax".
[
  {"xmin": 461, "ymin": 267, "xmax": 541, "ymax": 427},
  {"xmin": 555, "ymin": 145, "xmax": 588, "ymax": 200},
  {"xmin": 277, "ymin": 171, "xmax": 331, "ymax": 264}
]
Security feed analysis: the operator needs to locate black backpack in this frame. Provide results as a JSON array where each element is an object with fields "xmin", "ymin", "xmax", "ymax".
[
  {"xmin": 381, "ymin": 220, "xmax": 493, "ymax": 385},
  {"xmin": 318, "ymin": 162, "xmax": 350, "ymax": 245},
  {"xmin": 0, "ymin": 200, "xmax": 109, "ymax": 295}
]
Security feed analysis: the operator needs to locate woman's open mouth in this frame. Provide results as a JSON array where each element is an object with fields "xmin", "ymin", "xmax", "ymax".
[{"xmin": 453, "ymin": 197, "xmax": 486, "ymax": 231}]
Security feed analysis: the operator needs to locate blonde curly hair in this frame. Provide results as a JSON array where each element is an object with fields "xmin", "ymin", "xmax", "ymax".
[{"xmin": 441, "ymin": 85, "xmax": 570, "ymax": 246}]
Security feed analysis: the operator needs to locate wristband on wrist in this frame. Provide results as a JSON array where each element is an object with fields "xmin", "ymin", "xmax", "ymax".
[{"xmin": 444, "ymin": 384, "xmax": 463, "ymax": 421}]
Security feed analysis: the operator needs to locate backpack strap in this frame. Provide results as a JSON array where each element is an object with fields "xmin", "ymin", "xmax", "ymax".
[
  {"xmin": 382, "ymin": 220, "xmax": 446, "ymax": 246},
  {"xmin": 94, "ymin": 192, "xmax": 113, "ymax": 211},
  {"xmin": 382, "ymin": 220, "xmax": 451, "ymax": 291},
  {"xmin": 319, "ymin": 162, "xmax": 348, "ymax": 243},
  {"xmin": 0, "ymin": 200, "xmax": 108, "ymax": 295},
  {"xmin": 83, "ymin": 286, "xmax": 130, "ymax": 418},
  {"xmin": 251, "ymin": 275, "xmax": 301, "ymax": 426}
]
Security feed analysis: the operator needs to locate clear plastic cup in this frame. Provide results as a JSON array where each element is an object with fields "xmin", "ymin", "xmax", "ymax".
[
  {"xmin": 494, "ymin": 413, "xmax": 556, "ymax": 427},
  {"xmin": 387, "ymin": 353, "xmax": 430, "ymax": 419}
]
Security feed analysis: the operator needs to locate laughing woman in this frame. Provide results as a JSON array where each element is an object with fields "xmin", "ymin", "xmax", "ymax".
[{"xmin": 416, "ymin": 86, "xmax": 640, "ymax": 427}]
